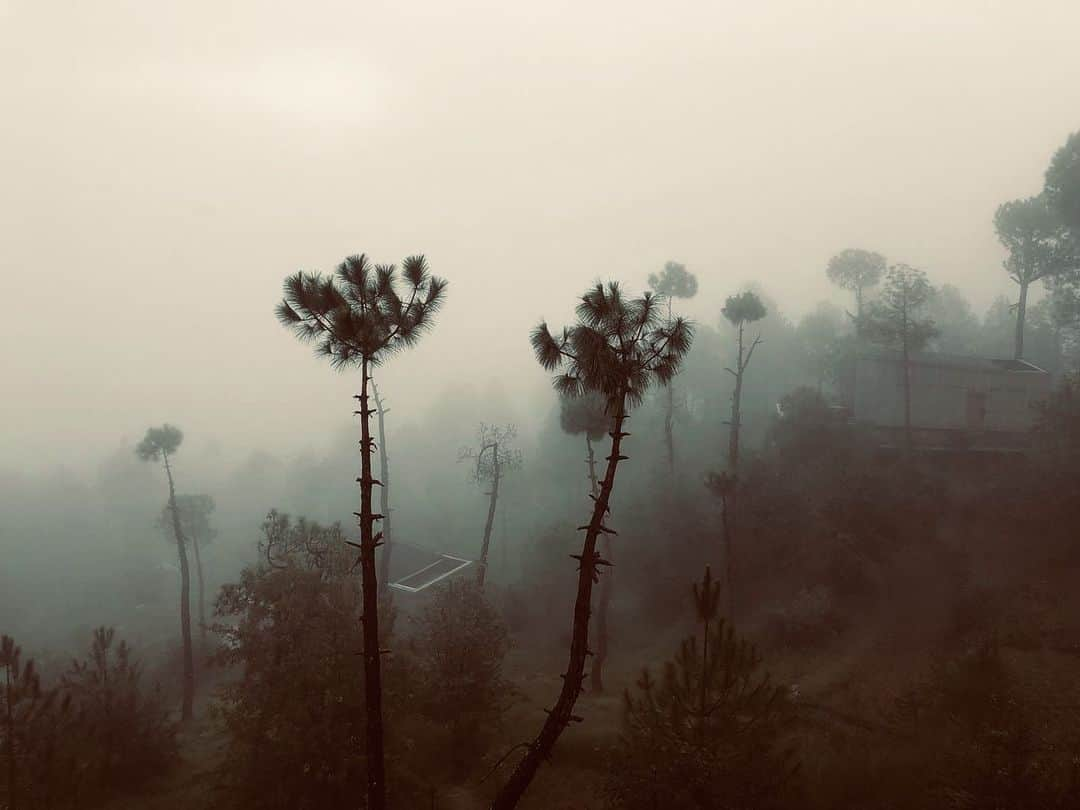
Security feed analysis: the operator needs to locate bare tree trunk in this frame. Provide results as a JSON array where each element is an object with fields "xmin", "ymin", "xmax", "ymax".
[
  {"xmin": 491, "ymin": 399, "xmax": 628, "ymax": 810},
  {"xmin": 1015, "ymin": 279, "xmax": 1029, "ymax": 360},
  {"xmin": 162, "ymin": 452, "xmax": 194, "ymax": 723},
  {"xmin": 357, "ymin": 358, "xmax": 387, "ymax": 810},
  {"xmin": 720, "ymin": 489, "xmax": 736, "ymax": 622},
  {"xmin": 664, "ymin": 297, "xmax": 676, "ymax": 474},
  {"xmin": 191, "ymin": 535, "xmax": 206, "ymax": 650},
  {"xmin": 373, "ymin": 379, "xmax": 393, "ymax": 595},
  {"xmin": 586, "ymin": 434, "xmax": 610, "ymax": 693},
  {"xmin": 477, "ymin": 443, "xmax": 500, "ymax": 589},
  {"xmin": 728, "ymin": 323, "xmax": 745, "ymax": 472}
]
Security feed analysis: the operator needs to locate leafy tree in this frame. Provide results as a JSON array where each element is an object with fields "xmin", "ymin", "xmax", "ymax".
[
  {"xmin": 1045, "ymin": 129, "xmax": 1080, "ymax": 231},
  {"xmin": 213, "ymin": 511, "xmax": 369, "ymax": 809},
  {"xmin": 276, "ymin": 253, "xmax": 446, "ymax": 810},
  {"xmin": 795, "ymin": 302, "xmax": 846, "ymax": 393},
  {"xmin": 460, "ymin": 424, "xmax": 522, "ymax": 588},
  {"xmin": 826, "ymin": 248, "xmax": 887, "ymax": 324},
  {"xmin": 2, "ymin": 635, "xmax": 42, "ymax": 810},
  {"xmin": 61, "ymin": 627, "xmax": 176, "ymax": 798},
  {"xmin": 2, "ymin": 630, "xmax": 173, "ymax": 809},
  {"xmin": 926, "ymin": 283, "xmax": 980, "ymax": 354},
  {"xmin": 136, "ymin": 424, "xmax": 195, "ymax": 722},
  {"xmin": 604, "ymin": 567, "xmax": 797, "ymax": 810},
  {"xmin": 863, "ymin": 265, "xmax": 937, "ymax": 453},
  {"xmin": 492, "ymin": 282, "xmax": 692, "ymax": 809},
  {"xmin": 410, "ymin": 579, "xmax": 511, "ymax": 776},
  {"xmin": 559, "ymin": 392, "xmax": 614, "ymax": 691},
  {"xmin": 994, "ymin": 194, "xmax": 1076, "ymax": 359},
  {"xmin": 158, "ymin": 494, "xmax": 216, "ymax": 651},
  {"xmin": 649, "ymin": 261, "xmax": 700, "ymax": 473}
]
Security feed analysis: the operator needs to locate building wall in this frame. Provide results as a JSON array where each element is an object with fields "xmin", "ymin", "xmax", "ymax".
[{"xmin": 854, "ymin": 355, "xmax": 1050, "ymax": 433}]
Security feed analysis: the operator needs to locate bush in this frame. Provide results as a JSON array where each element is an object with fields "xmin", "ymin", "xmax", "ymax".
[
  {"xmin": 408, "ymin": 579, "xmax": 511, "ymax": 777},
  {"xmin": 211, "ymin": 511, "xmax": 368, "ymax": 809},
  {"xmin": 604, "ymin": 569, "xmax": 799, "ymax": 809},
  {"xmin": 1, "ymin": 628, "xmax": 175, "ymax": 808}
]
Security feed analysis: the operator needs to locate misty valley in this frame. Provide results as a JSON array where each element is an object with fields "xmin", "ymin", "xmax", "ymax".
[{"xmin": 4, "ymin": 5, "xmax": 1080, "ymax": 808}]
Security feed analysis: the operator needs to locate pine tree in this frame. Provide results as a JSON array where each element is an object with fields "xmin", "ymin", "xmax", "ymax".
[
  {"xmin": 276, "ymin": 253, "xmax": 446, "ymax": 810},
  {"xmin": 491, "ymin": 281, "xmax": 692, "ymax": 810}
]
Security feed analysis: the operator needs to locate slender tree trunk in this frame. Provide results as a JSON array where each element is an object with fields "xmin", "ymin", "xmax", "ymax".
[
  {"xmin": 162, "ymin": 452, "xmax": 194, "ymax": 723},
  {"xmin": 191, "ymin": 535, "xmax": 206, "ymax": 650},
  {"xmin": 357, "ymin": 358, "xmax": 387, "ymax": 810},
  {"xmin": 373, "ymin": 379, "xmax": 393, "ymax": 595},
  {"xmin": 724, "ymin": 326, "xmax": 747, "ymax": 623},
  {"xmin": 1015, "ymin": 279, "xmax": 1029, "ymax": 360},
  {"xmin": 728, "ymin": 323, "xmax": 745, "ymax": 472},
  {"xmin": 491, "ymin": 399, "xmax": 628, "ymax": 810},
  {"xmin": 477, "ymin": 443, "xmax": 500, "ymax": 589},
  {"xmin": 664, "ymin": 296, "xmax": 676, "ymax": 474},
  {"xmin": 588, "ymin": 434, "xmax": 611, "ymax": 693}
]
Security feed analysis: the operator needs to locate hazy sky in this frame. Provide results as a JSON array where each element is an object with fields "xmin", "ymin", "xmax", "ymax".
[{"xmin": 2, "ymin": 0, "xmax": 1078, "ymax": 471}]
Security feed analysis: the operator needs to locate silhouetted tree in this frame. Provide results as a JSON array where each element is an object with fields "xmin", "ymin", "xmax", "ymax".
[
  {"xmin": 136, "ymin": 424, "xmax": 194, "ymax": 722},
  {"xmin": 994, "ymin": 195, "xmax": 1076, "ymax": 359},
  {"xmin": 491, "ymin": 281, "xmax": 692, "ymax": 809},
  {"xmin": 1045, "ymin": 130, "xmax": 1080, "ymax": 231},
  {"xmin": 371, "ymin": 378, "xmax": 394, "ymax": 596},
  {"xmin": 863, "ymin": 264, "xmax": 938, "ymax": 453},
  {"xmin": 460, "ymin": 424, "xmax": 522, "ymax": 589},
  {"xmin": 158, "ymin": 494, "xmax": 216, "ymax": 651},
  {"xmin": 722, "ymin": 290, "xmax": 767, "ymax": 473},
  {"xmin": 276, "ymin": 253, "xmax": 446, "ymax": 810},
  {"xmin": 826, "ymin": 248, "xmax": 886, "ymax": 325},
  {"xmin": 795, "ymin": 302, "xmax": 846, "ymax": 393},
  {"xmin": 559, "ymin": 392, "xmax": 612, "ymax": 691},
  {"xmin": 649, "ymin": 261, "xmax": 699, "ymax": 474},
  {"xmin": 604, "ymin": 567, "xmax": 797, "ymax": 810},
  {"xmin": 214, "ymin": 512, "xmax": 367, "ymax": 808}
]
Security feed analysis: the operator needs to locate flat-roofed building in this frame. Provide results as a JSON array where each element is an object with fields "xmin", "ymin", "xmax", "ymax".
[{"xmin": 854, "ymin": 351, "xmax": 1052, "ymax": 451}]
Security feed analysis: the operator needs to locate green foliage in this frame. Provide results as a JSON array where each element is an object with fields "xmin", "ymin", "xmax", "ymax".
[
  {"xmin": 62, "ymin": 626, "xmax": 176, "ymax": 795},
  {"xmin": 408, "ymin": 580, "xmax": 511, "ymax": 776},
  {"xmin": 276, "ymin": 253, "xmax": 447, "ymax": 368},
  {"xmin": 558, "ymin": 391, "xmax": 609, "ymax": 440},
  {"xmin": 769, "ymin": 386, "xmax": 850, "ymax": 463},
  {"xmin": 1, "ymin": 629, "xmax": 174, "ymax": 809},
  {"xmin": 862, "ymin": 264, "xmax": 938, "ymax": 353},
  {"xmin": 1045, "ymin": 129, "xmax": 1080, "ymax": 230},
  {"xmin": 994, "ymin": 194, "xmax": 1076, "ymax": 285},
  {"xmin": 794, "ymin": 302, "xmax": 846, "ymax": 391},
  {"xmin": 158, "ymin": 493, "xmax": 217, "ymax": 546},
  {"xmin": 531, "ymin": 281, "xmax": 693, "ymax": 410},
  {"xmin": 604, "ymin": 569, "xmax": 798, "ymax": 810},
  {"xmin": 648, "ymin": 260, "xmax": 699, "ymax": 301},
  {"xmin": 721, "ymin": 290, "xmax": 767, "ymax": 328},
  {"xmin": 135, "ymin": 424, "xmax": 183, "ymax": 461},
  {"xmin": 825, "ymin": 249, "xmax": 886, "ymax": 303},
  {"xmin": 212, "ymin": 511, "xmax": 368, "ymax": 808}
]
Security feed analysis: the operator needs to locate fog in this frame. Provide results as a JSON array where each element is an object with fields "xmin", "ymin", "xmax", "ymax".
[
  {"xmin": 3, "ymin": 3, "xmax": 1080, "ymax": 808},
  {"xmin": 3, "ymin": 0, "xmax": 1078, "ymax": 471}
]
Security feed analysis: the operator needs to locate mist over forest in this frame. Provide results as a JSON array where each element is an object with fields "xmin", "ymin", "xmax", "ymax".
[{"xmin": 3, "ymin": 2, "xmax": 1080, "ymax": 809}]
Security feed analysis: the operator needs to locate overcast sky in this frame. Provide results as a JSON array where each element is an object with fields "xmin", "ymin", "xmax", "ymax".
[{"xmin": 2, "ymin": 0, "xmax": 1078, "ymax": 472}]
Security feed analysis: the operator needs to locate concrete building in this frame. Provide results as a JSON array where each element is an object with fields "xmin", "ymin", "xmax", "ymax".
[{"xmin": 854, "ymin": 351, "xmax": 1052, "ymax": 451}]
